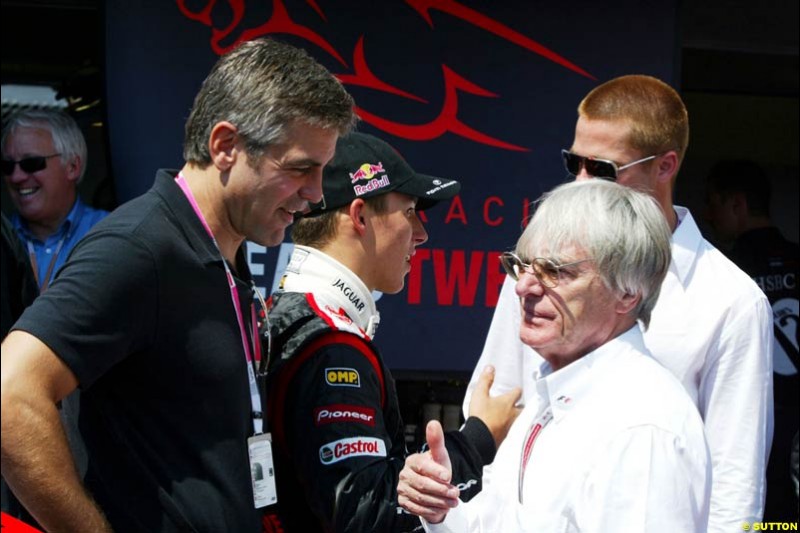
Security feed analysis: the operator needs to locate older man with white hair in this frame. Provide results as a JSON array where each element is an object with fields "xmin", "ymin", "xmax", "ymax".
[
  {"xmin": 1, "ymin": 109, "xmax": 108, "ymax": 291},
  {"xmin": 397, "ymin": 180, "xmax": 711, "ymax": 532}
]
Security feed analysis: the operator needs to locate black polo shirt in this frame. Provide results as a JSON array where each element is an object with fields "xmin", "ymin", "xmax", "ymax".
[{"xmin": 14, "ymin": 169, "xmax": 263, "ymax": 532}]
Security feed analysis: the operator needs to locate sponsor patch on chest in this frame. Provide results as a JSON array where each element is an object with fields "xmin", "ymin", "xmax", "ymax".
[
  {"xmin": 319, "ymin": 436, "xmax": 387, "ymax": 465},
  {"xmin": 325, "ymin": 367, "xmax": 361, "ymax": 387},
  {"xmin": 314, "ymin": 404, "xmax": 376, "ymax": 427}
]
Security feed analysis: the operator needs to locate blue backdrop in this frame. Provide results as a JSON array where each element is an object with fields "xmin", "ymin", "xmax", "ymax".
[{"xmin": 106, "ymin": 0, "xmax": 678, "ymax": 372}]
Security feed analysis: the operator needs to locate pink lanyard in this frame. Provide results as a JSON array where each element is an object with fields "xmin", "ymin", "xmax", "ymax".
[
  {"xmin": 175, "ymin": 174, "xmax": 264, "ymax": 435},
  {"xmin": 518, "ymin": 407, "xmax": 553, "ymax": 503}
]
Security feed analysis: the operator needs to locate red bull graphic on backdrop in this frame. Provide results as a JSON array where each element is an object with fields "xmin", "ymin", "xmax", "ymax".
[
  {"xmin": 174, "ymin": 0, "xmax": 598, "ymax": 152},
  {"xmin": 106, "ymin": 0, "xmax": 678, "ymax": 372}
]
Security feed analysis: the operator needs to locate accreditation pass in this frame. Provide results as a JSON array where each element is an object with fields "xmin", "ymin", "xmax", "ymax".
[{"xmin": 247, "ymin": 433, "xmax": 278, "ymax": 508}]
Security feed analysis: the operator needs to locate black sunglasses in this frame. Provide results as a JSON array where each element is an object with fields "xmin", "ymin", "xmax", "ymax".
[
  {"xmin": 561, "ymin": 149, "xmax": 656, "ymax": 181},
  {"xmin": 1, "ymin": 153, "xmax": 61, "ymax": 176}
]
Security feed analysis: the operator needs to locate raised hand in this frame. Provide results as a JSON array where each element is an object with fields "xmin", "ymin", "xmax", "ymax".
[{"xmin": 397, "ymin": 421, "xmax": 459, "ymax": 524}]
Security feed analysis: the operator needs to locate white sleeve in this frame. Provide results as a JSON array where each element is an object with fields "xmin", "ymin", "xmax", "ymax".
[
  {"xmin": 577, "ymin": 426, "xmax": 712, "ymax": 533},
  {"xmin": 422, "ymin": 416, "xmax": 520, "ymax": 533},
  {"xmin": 700, "ymin": 294, "xmax": 774, "ymax": 532},
  {"xmin": 420, "ymin": 473, "xmax": 509, "ymax": 533},
  {"xmin": 422, "ymin": 506, "xmax": 472, "ymax": 533},
  {"xmin": 420, "ymin": 468, "xmax": 498, "ymax": 533},
  {"xmin": 462, "ymin": 276, "xmax": 537, "ymax": 417},
  {"xmin": 425, "ymin": 425, "xmax": 712, "ymax": 533}
]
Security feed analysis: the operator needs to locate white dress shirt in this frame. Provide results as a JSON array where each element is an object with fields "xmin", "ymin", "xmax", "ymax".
[
  {"xmin": 463, "ymin": 207, "xmax": 774, "ymax": 532},
  {"xmin": 433, "ymin": 327, "xmax": 711, "ymax": 533}
]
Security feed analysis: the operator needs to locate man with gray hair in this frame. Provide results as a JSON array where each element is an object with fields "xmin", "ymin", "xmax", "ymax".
[
  {"xmin": 397, "ymin": 180, "xmax": 711, "ymax": 532},
  {"xmin": 1, "ymin": 109, "xmax": 108, "ymax": 291},
  {"xmin": 1, "ymin": 38, "xmax": 355, "ymax": 532},
  {"xmin": 1, "ymin": 108, "xmax": 103, "ymax": 529}
]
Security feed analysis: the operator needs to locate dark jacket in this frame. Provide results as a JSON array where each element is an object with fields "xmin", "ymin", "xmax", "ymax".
[{"xmin": 264, "ymin": 291, "xmax": 494, "ymax": 533}]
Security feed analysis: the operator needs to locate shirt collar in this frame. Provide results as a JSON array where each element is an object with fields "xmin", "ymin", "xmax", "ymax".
[
  {"xmin": 64, "ymin": 197, "xmax": 86, "ymax": 230},
  {"xmin": 669, "ymin": 206, "xmax": 702, "ymax": 285},
  {"xmin": 155, "ymin": 169, "xmax": 221, "ymax": 266},
  {"xmin": 534, "ymin": 326, "xmax": 646, "ymax": 422},
  {"xmin": 280, "ymin": 245, "xmax": 380, "ymax": 337}
]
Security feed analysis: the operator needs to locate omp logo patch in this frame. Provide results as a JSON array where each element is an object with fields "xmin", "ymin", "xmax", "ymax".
[
  {"xmin": 319, "ymin": 437, "xmax": 387, "ymax": 465},
  {"xmin": 325, "ymin": 367, "xmax": 361, "ymax": 387},
  {"xmin": 314, "ymin": 404, "xmax": 376, "ymax": 427}
]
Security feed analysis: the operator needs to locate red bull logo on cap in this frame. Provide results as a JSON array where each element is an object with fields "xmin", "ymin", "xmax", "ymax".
[
  {"xmin": 349, "ymin": 162, "xmax": 385, "ymax": 183},
  {"xmin": 353, "ymin": 175, "xmax": 390, "ymax": 196}
]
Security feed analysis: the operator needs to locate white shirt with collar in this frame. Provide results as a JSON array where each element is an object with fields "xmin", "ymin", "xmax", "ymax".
[
  {"xmin": 463, "ymin": 207, "xmax": 774, "ymax": 532},
  {"xmin": 432, "ymin": 326, "xmax": 711, "ymax": 533}
]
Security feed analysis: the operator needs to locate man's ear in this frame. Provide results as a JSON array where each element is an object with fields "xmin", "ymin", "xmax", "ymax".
[
  {"xmin": 208, "ymin": 121, "xmax": 239, "ymax": 171},
  {"xmin": 616, "ymin": 291, "xmax": 641, "ymax": 315},
  {"xmin": 348, "ymin": 199, "xmax": 368, "ymax": 236},
  {"xmin": 64, "ymin": 155, "xmax": 82, "ymax": 183},
  {"xmin": 655, "ymin": 150, "xmax": 679, "ymax": 184}
]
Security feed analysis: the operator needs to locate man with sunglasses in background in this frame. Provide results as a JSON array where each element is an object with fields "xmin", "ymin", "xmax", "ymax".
[
  {"xmin": 1, "ymin": 109, "xmax": 107, "ymax": 527},
  {"xmin": 1, "ymin": 109, "xmax": 109, "ymax": 292},
  {"xmin": 462, "ymin": 74, "xmax": 773, "ymax": 532}
]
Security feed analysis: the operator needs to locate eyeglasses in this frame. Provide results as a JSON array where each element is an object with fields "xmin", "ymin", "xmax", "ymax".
[
  {"xmin": 1, "ymin": 154, "xmax": 61, "ymax": 176},
  {"xmin": 500, "ymin": 251, "xmax": 592, "ymax": 288},
  {"xmin": 561, "ymin": 149, "xmax": 657, "ymax": 181}
]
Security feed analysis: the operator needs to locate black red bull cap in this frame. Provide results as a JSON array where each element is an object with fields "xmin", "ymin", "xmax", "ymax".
[{"xmin": 304, "ymin": 132, "xmax": 460, "ymax": 217}]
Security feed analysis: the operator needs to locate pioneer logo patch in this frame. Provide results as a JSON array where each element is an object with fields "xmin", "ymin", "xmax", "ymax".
[
  {"xmin": 314, "ymin": 404, "xmax": 376, "ymax": 427},
  {"xmin": 319, "ymin": 437, "xmax": 387, "ymax": 465},
  {"xmin": 325, "ymin": 367, "xmax": 361, "ymax": 387}
]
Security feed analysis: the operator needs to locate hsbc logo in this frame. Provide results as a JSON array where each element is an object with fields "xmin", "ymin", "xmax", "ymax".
[
  {"xmin": 325, "ymin": 367, "xmax": 361, "ymax": 387},
  {"xmin": 319, "ymin": 437, "xmax": 387, "ymax": 465},
  {"xmin": 314, "ymin": 404, "xmax": 376, "ymax": 427}
]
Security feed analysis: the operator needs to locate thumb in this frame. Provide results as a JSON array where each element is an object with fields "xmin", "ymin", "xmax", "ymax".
[
  {"xmin": 473, "ymin": 365, "xmax": 496, "ymax": 399},
  {"xmin": 426, "ymin": 420, "xmax": 451, "ymax": 480}
]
